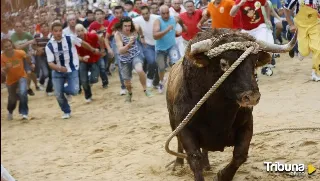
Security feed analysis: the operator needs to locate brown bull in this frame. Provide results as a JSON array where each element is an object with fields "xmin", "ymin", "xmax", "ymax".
[{"xmin": 166, "ymin": 29, "xmax": 297, "ymax": 181}]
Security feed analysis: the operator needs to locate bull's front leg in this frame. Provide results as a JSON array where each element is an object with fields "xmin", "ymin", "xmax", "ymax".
[
  {"xmin": 173, "ymin": 136, "xmax": 184, "ymax": 171},
  {"xmin": 180, "ymin": 128, "xmax": 205, "ymax": 181},
  {"xmin": 214, "ymin": 118, "xmax": 253, "ymax": 181},
  {"xmin": 201, "ymin": 149, "xmax": 211, "ymax": 171}
]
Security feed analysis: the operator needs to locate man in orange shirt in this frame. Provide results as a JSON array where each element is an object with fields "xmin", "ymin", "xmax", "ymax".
[
  {"xmin": 197, "ymin": 0, "xmax": 235, "ymax": 29},
  {"xmin": 1, "ymin": 39, "xmax": 30, "ymax": 121}
]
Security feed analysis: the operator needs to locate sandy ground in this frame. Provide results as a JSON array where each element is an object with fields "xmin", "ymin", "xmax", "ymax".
[{"xmin": 1, "ymin": 54, "xmax": 320, "ymax": 181}]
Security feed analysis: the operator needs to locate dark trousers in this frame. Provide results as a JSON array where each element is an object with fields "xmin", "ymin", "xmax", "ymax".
[
  {"xmin": 98, "ymin": 53, "xmax": 109, "ymax": 86},
  {"xmin": 7, "ymin": 77, "xmax": 28, "ymax": 115},
  {"xmin": 79, "ymin": 62, "xmax": 100, "ymax": 99}
]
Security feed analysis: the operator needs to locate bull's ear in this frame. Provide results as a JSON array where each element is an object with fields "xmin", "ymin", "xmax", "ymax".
[
  {"xmin": 191, "ymin": 53, "xmax": 210, "ymax": 68},
  {"xmin": 256, "ymin": 51, "xmax": 272, "ymax": 67}
]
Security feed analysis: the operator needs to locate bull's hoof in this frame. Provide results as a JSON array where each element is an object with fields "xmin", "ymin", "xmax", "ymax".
[
  {"xmin": 204, "ymin": 164, "xmax": 211, "ymax": 171},
  {"xmin": 172, "ymin": 159, "xmax": 184, "ymax": 171},
  {"xmin": 213, "ymin": 170, "xmax": 223, "ymax": 181}
]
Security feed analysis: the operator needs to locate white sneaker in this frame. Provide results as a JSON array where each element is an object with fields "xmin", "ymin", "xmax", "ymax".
[
  {"xmin": 47, "ymin": 92, "xmax": 54, "ymax": 96},
  {"xmin": 62, "ymin": 113, "xmax": 71, "ymax": 119},
  {"xmin": 21, "ymin": 115, "xmax": 29, "ymax": 120},
  {"xmin": 7, "ymin": 113, "xmax": 13, "ymax": 121},
  {"xmin": 296, "ymin": 53, "xmax": 304, "ymax": 61},
  {"xmin": 146, "ymin": 78, "xmax": 153, "ymax": 88},
  {"xmin": 120, "ymin": 89, "xmax": 127, "ymax": 96},
  {"xmin": 86, "ymin": 98, "xmax": 92, "ymax": 103},
  {"xmin": 311, "ymin": 71, "xmax": 320, "ymax": 82},
  {"xmin": 38, "ymin": 85, "xmax": 45, "ymax": 91},
  {"xmin": 65, "ymin": 94, "xmax": 72, "ymax": 102},
  {"xmin": 158, "ymin": 83, "xmax": 164, "ymax": 94}
]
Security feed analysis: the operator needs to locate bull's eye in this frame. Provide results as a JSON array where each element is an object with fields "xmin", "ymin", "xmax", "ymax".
[{"xmin": 220, "ymin": 59, "xmax": 230, "ymax": 72}]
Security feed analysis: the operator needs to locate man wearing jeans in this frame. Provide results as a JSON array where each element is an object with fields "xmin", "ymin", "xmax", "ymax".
[
  {"xmin": 88, "ymin": 9, "xmax": 110, "ymax": 88},
  {"xmin": 133, "ymin": 6, "xmax": 160, "ymax": 89},
  {"xmin": 45, "ymin": 22, "xmax": 100, "ymax": 119},
  {"xmin": 153, "ymin": 5, "xmax": 187, "ymax": 93},
  {"xmin": 1, "ymin": 39, "xmax": 30, "ymax": 120},
  {"xmin": 33, "ymin": 23, "xmax": 54, "ymax": 96},
  {"xmin": 106, "ymin": 6, "xmax": 127, "ymax": 95},
  {"xmin": 76, "ymin": 24, "xmax": 106, "ymax": 103}
]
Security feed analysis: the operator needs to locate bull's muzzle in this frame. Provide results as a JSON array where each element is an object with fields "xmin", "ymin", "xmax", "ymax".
[{"xmin": 237, "ymin": 90, "xmax": 261, "ymax": 107}]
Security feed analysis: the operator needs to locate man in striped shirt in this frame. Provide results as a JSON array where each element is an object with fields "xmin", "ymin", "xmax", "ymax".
[
  {"xmin": 284, "ymin": 0, "xmax": 320, "ymax": 81},
  {"xmin": 45, "ymin": 22, "xmax": 101, "ymax": 119}
]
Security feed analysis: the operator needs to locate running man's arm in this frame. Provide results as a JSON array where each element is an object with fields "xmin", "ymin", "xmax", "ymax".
[
  {"xmin": 264, "ymin": 1, "xmax": 271, "ymax": 22},
  {"xmin": 230, "ymin": 0, "xmax": 247, "ymax": 17},
  {"xmin": 284, "ymin": 0, "xmax": 297, "ymax": 28},
  {"xmin": 175, "ymin": 16, "xmax": 187, "ymax": 32},
  {"xmin": 115, "ymin": 32, "xmax": 134, "ymax": 55},
  {"xmin": 104, "ymin": 33, "xmax": 114, "ymax": 57},
  {"xmin": 153, "ymin": 19, "xmax": 173, "ymax": 40},
  {"xmin": 197, "ymin": 9, "xmax": 209, "ymax": 29}
]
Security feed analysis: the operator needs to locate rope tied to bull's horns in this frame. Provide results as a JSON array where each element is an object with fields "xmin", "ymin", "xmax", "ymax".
[
  {"xmin": 165, "ymin": 46, "xmax": 257, "ymax": 159},
  {"xmin": 206, "ymin": 41, "xmax": 260, "ymax": 58}
]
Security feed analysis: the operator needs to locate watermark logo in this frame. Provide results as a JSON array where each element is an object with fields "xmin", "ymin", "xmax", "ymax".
[{"xmin": 264, "ymin": 162, "xmax": 316, "ymax": 176}]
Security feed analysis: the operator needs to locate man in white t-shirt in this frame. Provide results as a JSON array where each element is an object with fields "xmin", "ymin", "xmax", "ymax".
[
  {"xmin": 62, "ymin": 14, "xmax": 78, "ymax": 37},
  {"xmin": 133, "ymin": 6, "xmax": 160, "ymax": 88},
  {"xmin": 169, "ymin": 0, "xmax": 186, "ymax": 56},
  {"xmin": 1, "ymin": 21, "xmax": 14, "ymax": 40}
]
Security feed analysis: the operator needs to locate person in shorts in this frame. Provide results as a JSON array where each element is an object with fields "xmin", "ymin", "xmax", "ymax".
[{"xmin": 114, "ymin": 17, "xmax": 153, "ymax": 102}]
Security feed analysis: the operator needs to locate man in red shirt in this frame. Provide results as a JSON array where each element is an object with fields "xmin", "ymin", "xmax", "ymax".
[
  {"xmin": 179, "ymin": 1, "xmax": 202, "ymax": 46},
  {"xmin": 75, "ymin": 24, "xmax": 106, "ymax": 102},
  {"xmin": 230, "ymin": 0, "xmax": 273, "ymax": 43},
  {"xmin": 88, "ymin": 9, "xmax": 110, "ymax": 89},
  {"xmin": 88, "ymin": 9, "xmax": 109, "ymax": 36},
  {"xmin": 35, "ymin": 10, "xmax": 48, "ymax": 34},
  {"xmin": 230, "ymin": 0, "xmax": 274, "ymax": 79},
  {"xmin": 106, "ymin": 5, "xmax": 127, "ymax": 96},
  {"xmin": 233, "ymin": 0, "xmax": 243, "ymax": 30},
  {"xmin": 133, "ymin": 0, "xmax": 143, "ymax": 14}
]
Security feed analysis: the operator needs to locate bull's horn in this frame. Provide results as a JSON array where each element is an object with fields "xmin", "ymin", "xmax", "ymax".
[
  {"xmin": 190, "ymin": 39, "xmax": 213, "ymax": 55},
  {"xmin": 256, "ymin": 31, "xmax": 297, "ymax": 53}
]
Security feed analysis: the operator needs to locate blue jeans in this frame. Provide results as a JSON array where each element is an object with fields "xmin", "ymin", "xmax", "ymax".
[
  {"xmin": 52, "ymin": 70, "xmax": 79, "ymax": 114},
  {"xmin": 156, "ymin": 45, "xmax": 181, "ymax": 72},
  {"xmin": 7, "ymin": 77, "xmax": 28, "ymax": 115},
  {"xmin": 36, "ymin": 56, "xmax": 49, "ymax": 84},
  {"xmin": 35, "ymin": 55, "xmax": 53, "ymax": 92},
  {"xmin": 143, "ymin": 44, "xmax": 159, "ymax": 86},
  {"xmin": 79, "ymin": 62, "xmax": 100, "ymax": 99},
  {"xmin": 98, "ymin": 54, "xmax": 109, "ymax": 86},
  {"xmin": 111, "ymin": 38, "xmax": 126, "ymax": 89}
]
